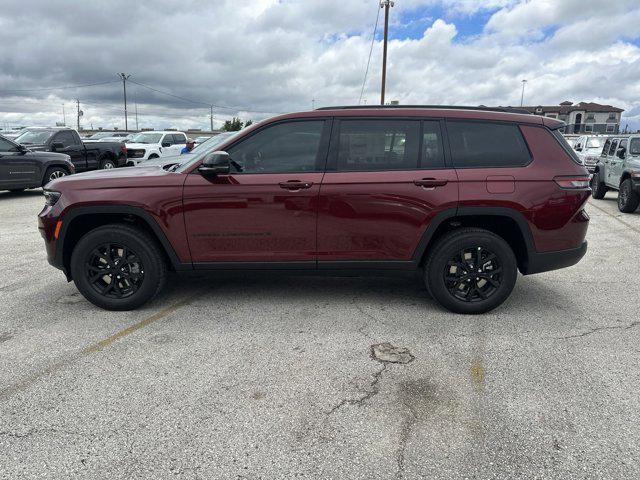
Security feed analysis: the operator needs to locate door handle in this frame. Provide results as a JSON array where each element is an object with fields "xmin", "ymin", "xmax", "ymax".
[
  {"xmin": 413, "ymin": 178, "xmax": 448, "ymax": 189},
  {"xmin": 279, "ymin": 180, "xmax": 313, "ymax": 190}
]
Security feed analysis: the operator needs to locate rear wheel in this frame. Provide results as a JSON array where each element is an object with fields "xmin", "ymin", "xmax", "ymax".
[
  {"xmin": 618, "ymin": 178, "xmax": 640, "ymax": 213},
  {"xmin": 590, "ymin": 172, "xmax": 607, "ymax": 199},
  {"xmin": 43, "ymin": 166, "xmax": 68, "ymax": 186},
  {"xmin": 424, "ymin": 228, "xmax": 517, "ymax": 314},
  {"xmin": 70, "ymin": 224, "xmax": 167, "ymax": 310},
  {"xmin": 100, "ymin": 157, "xmax": 116, "ymax": 169}
]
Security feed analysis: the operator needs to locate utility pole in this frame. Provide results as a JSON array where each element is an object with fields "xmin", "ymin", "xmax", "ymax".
[
  {"xmin": 134, "ymin": 89, "xmax": 139, "ymax": 131},
  {"xmin": 62, "ymin": 104, "xmax": 66, "ymax": 126},
  {"xmin": 312, "ymin": 98, "xmax": 315, "ymax": 110},
  {"xmin": 76, "ymin": 99, "xmax": 81, "ymax": 131},
  {"xmin": 380, "ymin": 0, "xmax": 394, "ymax": 105},
  {"xmin": 118, "ymin": 73, "xmax": 131, "ymax": 130},
  {"xmin": 520, "ymin": 79, "xmax": 527, "ymax": 107},
  {"xmin": 210, "ymin": 105, "xmax": 214, "ymax": 131}
]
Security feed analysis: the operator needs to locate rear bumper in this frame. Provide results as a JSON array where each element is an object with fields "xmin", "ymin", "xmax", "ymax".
[{"xmin": 522, "ymin": 241, "xmax": 588, "ymax": 275}]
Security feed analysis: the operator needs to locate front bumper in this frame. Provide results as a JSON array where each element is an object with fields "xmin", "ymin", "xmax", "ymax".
[{"xmin": 522, "ymin": 241, "xmax": 588, "ymax": 275}]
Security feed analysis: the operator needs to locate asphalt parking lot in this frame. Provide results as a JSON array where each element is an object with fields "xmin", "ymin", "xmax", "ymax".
[{"xmin": 0, "ymin": 189, "xmax": 638, "ymax": 479}]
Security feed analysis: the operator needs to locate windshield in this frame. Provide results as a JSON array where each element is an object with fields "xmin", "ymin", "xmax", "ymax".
[
  {"xmin": 15, "ymin": 130, "xmax": 54, "ymax": 144},
  {"xmin": 190, "ymin": 133, "xmax": 234, "ymax": 154},
  {"xmin": 130, "ymin": 133, "xmax": 163, "ymax": 144},
  {"xmin": 586, "ymin": 137, "xmax": 604, "ymax": 149},
  {"xmin": 176, "ymin": 130, "xmax": 244, "ymax": 172}
]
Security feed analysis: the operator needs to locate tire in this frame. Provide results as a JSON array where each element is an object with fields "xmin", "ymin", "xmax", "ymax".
[
  {"xmin": 100, "ymin": 157, "xmax": 116, "ymax": 169},
  {"xmin": 424, "ymin": 228, "xmax": 518, "ymax": 314},
  {"xmin": 70, "ymin": 224, "xmax": 167, "ymax": 310},
  {"xmin": 42, "ymin": 166, "xmax": 68, "ymax": 186},
  {"xmin": 590, "ymin": 172, "xmax": 607, "ymax": 199},
  {"xmin": 618, "ymin": 178, "xmax": 640, "ymax": 213}
]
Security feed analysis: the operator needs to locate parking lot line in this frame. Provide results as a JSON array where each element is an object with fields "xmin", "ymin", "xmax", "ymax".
[
  {"xmin": 0, "ymin": 292, "xmax": 200, "ymax": 401},
  {"xmin": 588, "ymin": 200, "xmax": 640, "ymax": 234}
]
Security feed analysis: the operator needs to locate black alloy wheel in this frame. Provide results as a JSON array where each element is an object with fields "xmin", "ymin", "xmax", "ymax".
[
  {"xmin": 85, "ymin": 243, "xmax": 145, "ymax": 299},
  {"xmin": 444, "ymin": 246, "xmax": 502, "ymax": 303}
]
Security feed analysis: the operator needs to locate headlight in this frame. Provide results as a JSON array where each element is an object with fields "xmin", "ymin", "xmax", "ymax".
[{"xmin": 43, "ymin": 190, "xmax": 61, "ymax": 206}]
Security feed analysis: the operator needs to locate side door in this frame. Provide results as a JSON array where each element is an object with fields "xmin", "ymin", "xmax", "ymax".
[
  {"xmin": 612, "ymin": 138, "xmax": 628, "ymax": 185},
  {"xmin": 170, "ymin": 134, "xmax": 187, "ymax": 155},
  {"xmin": 183, "ymin": 119, "xmax": 330, "ymax": 264},
  {"xmin": 605, "ymin": 139, "xmax": 619, "ymax": 187},
  {"xmin": 159, "ymin": 134, "xmax": 174, "ymax": 157},
  {"xmin": 317, "ymin": 118, "xmax": 458, "ymax": 265},
  {"xmin": 0, "ymin": 137, "xmax": 41, "ymax": 189},
  {"xmin": 52, "ymin": 131, "xmax": 86, "ymax": 171}
]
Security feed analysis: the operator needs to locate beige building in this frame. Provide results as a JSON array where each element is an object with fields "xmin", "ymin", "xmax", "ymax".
[{"xmin": 522, "ymin": 101, "xmax": 623, "ymax": 134}]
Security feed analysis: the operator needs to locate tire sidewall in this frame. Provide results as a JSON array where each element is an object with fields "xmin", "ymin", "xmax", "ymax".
[
  {"xmin": 101, "ymin": 159, "xmax": 116, "ymax": 169},
  {"xmin": 618, "ymin": 179, "xmax": 640, "ymax": 213},
  {"xmin": 426, "ymin": 232, "xmax": 517, "ymax": 314},
  {"xmin": 70, "ymin": 228, "xmax": 162, "ymax": 310}
]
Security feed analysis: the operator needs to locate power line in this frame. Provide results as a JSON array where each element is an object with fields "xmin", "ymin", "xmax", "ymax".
[
  {"xmin": 0, "ymin": 80, "xmax": 119, "ymax": 93},
  {"xmin": 129, "ymin": 79, "xmax": 279, "ymax": 114},
  {"xmin": 358, "ymin": 2, "xmax": 382, "ymax": 105}
]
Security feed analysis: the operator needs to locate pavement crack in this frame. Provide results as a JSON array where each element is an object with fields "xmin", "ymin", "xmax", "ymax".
[
  {"xmin": 327, "ymin": 363, "xmax": 388, "ymax": 415},
  {"xmin": 396, "ymin": 403, "xmax": 418, "ymax": 479},
  {"xmin": 558, "ymin": 321, "xmax": 640, "ymax": 339}
]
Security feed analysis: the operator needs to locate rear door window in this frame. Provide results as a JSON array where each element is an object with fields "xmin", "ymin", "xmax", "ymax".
[
  {"xmin": 421, "ymin": 121, "xmax": 445, "ymax": 168},
  {"xmin": 173, "ymin": 134, "xmax": 186, "ymax": 144},
  {"xmin": 336, "ymin": 120, "xmax": 419, "ymax": 171},
  {"xmin": 608, "ymin": 139, "xmax": 619, "ymax": 156},
  {"xmin": 446, "ymin": 121, "xmax": 531, "ymax": 168}
]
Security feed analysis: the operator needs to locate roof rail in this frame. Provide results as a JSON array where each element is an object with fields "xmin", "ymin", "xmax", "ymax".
[{"xmin": 316, "ymin": 105, "xmax": 532, "ymax": 115}]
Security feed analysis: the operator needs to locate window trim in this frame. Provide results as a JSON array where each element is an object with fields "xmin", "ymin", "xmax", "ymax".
[
  {"xmin": 605, "ymin": 124, "xmax": 615, "ymax": 133},
  {"xmin": 444, "ymin": 118, "xmax": 533, "ymax": 169},
  {"xmin": 222, "ymin": 117, "xmax": 332, "ymax": 175},
  {"xmin": 326, "ymin": 116, "xmax": 445, "ymax": 173}
]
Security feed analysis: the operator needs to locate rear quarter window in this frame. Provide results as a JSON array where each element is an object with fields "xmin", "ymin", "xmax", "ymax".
[
  {"xmin": 446, "ymin": 121, "xmax": 531, "ymax": 168},
  {"xmin": 630, "ymin": 138, "xmax": 640, "ymax": 156}
]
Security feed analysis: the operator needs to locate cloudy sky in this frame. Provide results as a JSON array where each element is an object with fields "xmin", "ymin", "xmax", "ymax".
[{"xmin": 1, "ymin": 0, "xmax": 639, "ymax": 131}]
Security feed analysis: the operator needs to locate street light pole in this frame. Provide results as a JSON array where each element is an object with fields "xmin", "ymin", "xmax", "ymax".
[
  {"xmin": 380, "ymin": 0, "xmax": 394, "ymax": 105},
  {"xmin": 520, "ymin": 79, "xmax": 527, "ymax": 107},
  {"xmin": 210, "ymin": 105, "xmax": 214, "ymax": 131},
  {"xmin": 118, "ymin": 73, "xmax": 131, "ymax": 130}
]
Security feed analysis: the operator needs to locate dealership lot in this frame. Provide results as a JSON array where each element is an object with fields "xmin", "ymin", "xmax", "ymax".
[{"xmin": 0, "ymin": 190, "xmax": 638, "ymax": 479}]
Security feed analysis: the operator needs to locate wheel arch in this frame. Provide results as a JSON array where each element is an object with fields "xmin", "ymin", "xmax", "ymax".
[
  {"xmin": 412, "ymin": 207, "xmax": 536, "ymax": 274},
  {"xmin": 57, "ymin": 206, "xmax": 189, "ymax": 279}
]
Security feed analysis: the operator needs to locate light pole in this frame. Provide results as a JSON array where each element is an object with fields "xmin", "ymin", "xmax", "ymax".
[
  {"xmin": 520, "ymin": 79, "xmax": 527, "ymax": 107},
  {"xmin": 380, "ymin": 0, "xmax": 394, "ymax": 105},
  {"xmin": 118, "ymin": 73, "xmax": 131, "ymax": 130}
]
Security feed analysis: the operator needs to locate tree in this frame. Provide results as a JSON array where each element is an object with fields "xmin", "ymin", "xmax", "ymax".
[
  {"xmin": 244, "ymin": 119, "xmax": 253, "ymax": 127},
  {"xmin": 222, "ymin": 117, "xmax": 244, "ymax": 131}
]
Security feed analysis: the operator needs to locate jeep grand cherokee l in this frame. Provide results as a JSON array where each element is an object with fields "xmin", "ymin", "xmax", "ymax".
[{"xmin": 38, "ymin": 106, "xmax": 590, "ymax": 314}]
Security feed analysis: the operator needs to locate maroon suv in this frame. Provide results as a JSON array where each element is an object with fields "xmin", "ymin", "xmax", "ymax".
[{"xmin": 38, "ymin": 106, "xmax": 590, "ymax": 314}]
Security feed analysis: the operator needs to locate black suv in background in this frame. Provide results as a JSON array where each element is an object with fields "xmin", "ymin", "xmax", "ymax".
[
  {"xmin": 0, "ymin": 134, "xmax": 75, "ymax": 192},
  {"xmin": 15, "ymin": 127, "xmax": 127, "ymax": 171}
]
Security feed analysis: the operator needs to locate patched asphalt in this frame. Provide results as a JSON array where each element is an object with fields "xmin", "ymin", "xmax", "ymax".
[{"xmin": 0, "ymin": 189, "xmax": 638, "ymax": 479}]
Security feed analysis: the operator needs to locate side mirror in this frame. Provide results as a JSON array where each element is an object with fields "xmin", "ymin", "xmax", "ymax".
[
  {"xmin": 162, "ymin": 142, "xmax": 171, "ymax": 148},
  {"xmin": 575, "ymin": 146, "xmax": 582, "ymax": 152},
  {"xmin": 51, "ymin": 142, "xmax": 64, "ymax": 151},
  {"xmin": 199, "ymin": 151, "xmax": 231, "ymax": 176},
  {"xmin": 617, "ymin": 147, "xmax": 626, "ymax": 159}
]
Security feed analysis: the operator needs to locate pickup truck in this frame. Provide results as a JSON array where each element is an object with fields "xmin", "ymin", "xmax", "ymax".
[
  {"xmin": 591, "ymin": 135, "xmax": 640, "ymax": 213},
  {"xmin": 14, "ymin": 127, "xmax": 127, "ymax": 171},
  {"xmin": 124, "ymin": 131, "xmax": 188, "ymax": 165}
]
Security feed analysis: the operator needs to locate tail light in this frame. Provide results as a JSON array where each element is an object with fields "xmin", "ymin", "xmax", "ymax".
[
  {"xmin": 120, "ymin": 145, "xmax": 127, "ymax": 155},
  {"xmin": 553, "ymin": 175, "xmax": 590, "ymax": 189}
]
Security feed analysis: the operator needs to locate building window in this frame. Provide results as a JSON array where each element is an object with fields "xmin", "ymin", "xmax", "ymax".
[
  {"xmin": 606, "ymin": 124, "xmax": 615, "ymax": 133},
  {"xmin": 585, "ymin": 124, "xmax": 593, "ymax": 133},
  {"xmin": 545, "ymin": 114, "xmax": 557, "ymax": 119},
  {"xmin": 586, "ymin": 114, "xmax": 595, "ymax": 122},
  {"xmin": 608, "ymin": 113, "xmax": 616, "ymax": 120}
]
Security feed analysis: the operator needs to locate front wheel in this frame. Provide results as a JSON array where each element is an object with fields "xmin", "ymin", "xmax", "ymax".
[
  {"xmin": 590, "ymin": 172, "xmax": 608, "ymax": 199},
  {"xmin": 43, "ymin": 166, "xmax": 68, "ymax": 186},
  {"xmin": 424, "ymin": 228, "xmax": 518, "ymax": 314},
  {"xmin": 618, "ymin": 178, "xmax": 640, "ymax": 213},
  {"xmin": 70, "ymin": 224, "xmax": 167, "ymax": 310}
]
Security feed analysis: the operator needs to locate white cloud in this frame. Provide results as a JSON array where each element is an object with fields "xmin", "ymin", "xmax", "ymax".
[{"xmin": 0, "ymin": 0, "xmax": 639, "ymax": 131}]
